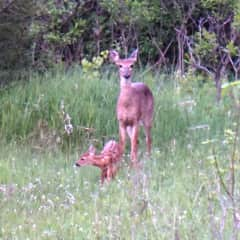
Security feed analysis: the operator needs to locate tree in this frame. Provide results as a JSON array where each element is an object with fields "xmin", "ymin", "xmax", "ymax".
[
  {"xmin": 0, "ymin": 0, "xmax": 36, "ymax": 85},
  {"xmin": 185, "ymin": 0, "xmax": 240, "ymax": 101}
]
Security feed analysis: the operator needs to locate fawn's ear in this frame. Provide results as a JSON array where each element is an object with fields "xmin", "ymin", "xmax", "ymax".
[
  {"xmin": 129, "ymin": 49, "xmax": 138, "ymax": 62},
  {"xmin": 88, "ymin": 145, "xmax": 96, "ymax": 155},
  {"xmin": 109, "ymin": 50, "xmax": 120, "ymax": 63}
]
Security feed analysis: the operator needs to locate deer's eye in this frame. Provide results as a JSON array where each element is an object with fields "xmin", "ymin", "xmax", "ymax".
[
  {"xmin": 119, "ymin": 65, "xmax": 123, "ymax": 68},
  {"xmin": 129, "ymin": 65, "xmax": 133, "ymax": 68}
]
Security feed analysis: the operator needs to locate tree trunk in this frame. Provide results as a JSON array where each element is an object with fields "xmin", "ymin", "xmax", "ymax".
[
  {"xmin": 214, "ymin": 66, "xmax": 223, "ymax": 102},
  {"xmin": 176, "ymin": 26, "xmax": 186, "ymax": 75}
]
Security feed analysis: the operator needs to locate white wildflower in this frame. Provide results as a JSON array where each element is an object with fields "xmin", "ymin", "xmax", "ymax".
[{"xmin": 60, "ymin": 100, "xmax": 73, "ymax": 135}]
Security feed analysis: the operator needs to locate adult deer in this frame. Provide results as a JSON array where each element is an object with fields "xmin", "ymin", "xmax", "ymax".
[
  {"xmin": 75, "ymin": 140, "xmax": 123, "ymax": 183},
  {"xmin": 109, "ymin": 49, "xmax": 154, "ymax": 165}
]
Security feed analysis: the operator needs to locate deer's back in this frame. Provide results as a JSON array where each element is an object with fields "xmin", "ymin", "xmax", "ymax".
[{"xmin": 117, "ymin": 82, "xmax": 153, "ymax": 126}]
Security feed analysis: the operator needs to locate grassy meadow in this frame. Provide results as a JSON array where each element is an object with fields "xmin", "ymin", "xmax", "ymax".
[{"xmin": 0, "ymin": 66, "xmax": 240, "ymax": 239}]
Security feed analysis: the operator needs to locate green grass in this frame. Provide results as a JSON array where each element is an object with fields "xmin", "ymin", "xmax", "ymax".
[{"xmin": 0, "ymin": 66, "xmax": 239, "ymax": 239}]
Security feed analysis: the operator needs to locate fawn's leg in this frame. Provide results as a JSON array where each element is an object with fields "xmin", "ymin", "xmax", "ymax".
[{"xmin": 101, "ymin": 169, "xmax": 107, "ymax": 184}]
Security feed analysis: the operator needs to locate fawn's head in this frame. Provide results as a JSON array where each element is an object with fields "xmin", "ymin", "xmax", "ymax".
[
  {"xmin": 75, "ymin": 145, "xmax": 96, "ymax": 167},
  {"xmin": 109, "ymin": 49, "xmax": 138, "ymax": 85}
]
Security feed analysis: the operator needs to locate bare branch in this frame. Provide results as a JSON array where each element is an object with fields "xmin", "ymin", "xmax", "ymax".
[
  {"xmin": 0, "ymin": 0, "xmax": 16, "ymax": 14},
  {"xmin": 151, "ymin": 37, "xmax": 173, "ymax": 67},
  {"xmin": 212, "ymin": 149, "xmax": 234, "ymax": 202},
  {"xmin": 139, "ymin": 39, "xmax": 173, "ymax": 78},
  {"xmin": 185, "ymin": 36, "xmax": 214, "ymax": 77},
  {"xmin": 227, "ymin": 53, "xmax": 239, "ymax": 79}
]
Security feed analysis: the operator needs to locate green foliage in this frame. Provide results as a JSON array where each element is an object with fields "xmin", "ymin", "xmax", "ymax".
[
  {"xmin": 194, "ymin": 29, "xmax": 218, "ymax": 64},
  {"xmin": 43, "ymin": 2, "xmax": 87, "ymax": 45},
  {"xmin": 0, "ymin": 0, "xmax": 36, "ymax": 85},
  {"xmin": 233, "ymin": 2, "xmax": 240, "ymax": 29},
  {"xmin": 1, "ymin": 0, "xmax": 240, "ymax": 104},
  {"xmin": 226, "ymin": 40, "xmax": 238, "ymax": 57},
  {"xmin": 100, "ymin": 0, "xmax": 159, "ymax": 24},
  {"xmin": 81, "ymin": 50, "xmax": 109, "ymax": 78},
  {"xmin": 185, "ymin": 0, "xmax": 240, "ymax": 100},
  {"xmin": 1, "ymin": 0, "xmax": 240, "ymax": 84},
  {"xmin": 200, "ymin": 0, "xmax": 236, "ymax": 18},
  {"xmin": 28, "ymin": 0, "xmax": 199, "ymax": 66}
]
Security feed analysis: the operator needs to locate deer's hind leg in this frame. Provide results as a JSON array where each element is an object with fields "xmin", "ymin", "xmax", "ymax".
[
  {"xmin": 101, "ymin": 169, "xmax": 107, "ymax": 184},
  {"xmin": 144, "ymin": 123, "xmax": 152, "ymax": 156}
]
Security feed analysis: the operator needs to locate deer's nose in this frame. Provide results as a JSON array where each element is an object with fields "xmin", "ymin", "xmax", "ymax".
[
  {"xmin": 75, "ymin": 162, "xmax": 80, "ymax": 167},
  {"xmin": 124, "ymin": 75, "xmax": 130, "ymax": 79}
]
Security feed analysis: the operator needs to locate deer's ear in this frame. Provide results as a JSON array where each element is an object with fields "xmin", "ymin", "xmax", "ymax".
[
  {"xmin": 129, "ymin": 49, "xmax": 138, "ymax": 62},
  {"xmin": 109, "ymin": 50, "xmax": 120, "ymax": 63},
  {"xmin": 88, "ymin": 145, "xmax": 96, "ymax": 155}
]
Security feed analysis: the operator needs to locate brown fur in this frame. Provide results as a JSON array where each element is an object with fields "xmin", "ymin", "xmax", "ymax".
[
  {"xmin": 75, "ymin": 140, "xmax": 123, "ymax": 183},
  {"xmin": 109, "ymin": 49, "xmax": 154, "ymax": 165}
]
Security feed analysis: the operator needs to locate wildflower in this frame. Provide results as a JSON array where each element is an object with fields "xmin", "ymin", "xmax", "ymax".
[
  {"xmin": 64, "ymin": 113, "xmax": 73, "ymax": 135},
  {"xmin": 60, "ymin": 100, "xmax": 73, "ymax": 135},
  {"xmin": 66, "ymin": 191, "xmax": 75, "ymax": 205},
  {"xmin": 235, "ymin": 212, "xmax": 240, "ymax": 229}
]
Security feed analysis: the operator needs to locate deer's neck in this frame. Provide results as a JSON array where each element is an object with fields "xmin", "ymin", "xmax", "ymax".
[{"xmin": 120, "ymin": 77, "xmax": 132, "ymax": 88}]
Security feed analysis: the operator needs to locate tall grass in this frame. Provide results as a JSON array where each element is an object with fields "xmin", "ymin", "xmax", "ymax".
[
  {"xmin": 0, "ymin": 66, "xmax": 227, "ymax": 148},
  {"xmin": 0, "ymin": 66, "xmax": 239, "ymax": 239},
  {"xmin": 0, "ymin": 66, "xmax": 119, "ymax": 147}
]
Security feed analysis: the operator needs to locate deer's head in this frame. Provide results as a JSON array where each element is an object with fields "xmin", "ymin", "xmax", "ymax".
[
  {"xmin": 109, "ymin": 49, "xmax": 138, "ymax": 86},
  {"xmin": 75, "ymin": 145, "xmax": 96, "ymax": 167}
]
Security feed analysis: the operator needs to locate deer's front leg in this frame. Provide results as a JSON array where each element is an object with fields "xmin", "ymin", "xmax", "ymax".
[
  {"xmin": 119, "ymin": 122, "xmax": 126, "ymax": 154},
  {"xmin": 130, "ymin": 124, "xmax": 139, "ymax": 166},
  {"xmin": 105, "ymin": 166, "xmax": 111, "ymax": 182}
]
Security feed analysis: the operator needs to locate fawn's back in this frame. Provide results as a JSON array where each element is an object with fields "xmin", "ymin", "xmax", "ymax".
[
  {"xmin": 75, "ymin": 140, "xmax": 122, "ymax": 168},
  {"xmin": 75, "ymin": 140, "xmax": 123, "ymax": 183},
  {"xmin": 101, "ymin": 140, "xmax": 123, "ymax": 164}
]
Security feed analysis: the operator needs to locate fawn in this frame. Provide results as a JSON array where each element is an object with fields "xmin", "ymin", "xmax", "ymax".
[
  {"xmin": 109, "ymin": 49, "xmax": 154, "ymax": 165},
  {"xmin": 75, "ymin": 140, "xmax": 123, "ymax": 183}
]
